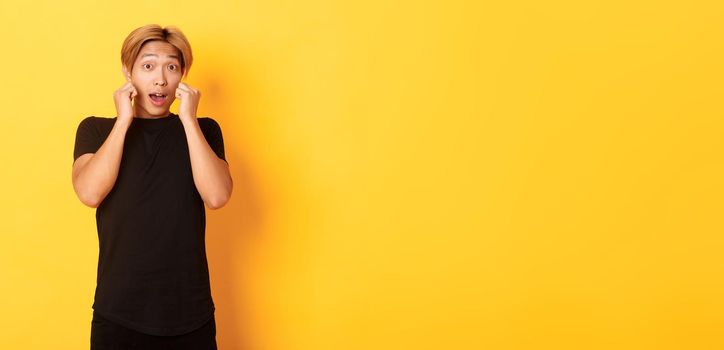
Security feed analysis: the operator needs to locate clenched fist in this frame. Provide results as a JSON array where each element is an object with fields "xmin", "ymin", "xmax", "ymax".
[{"xmin": 175, "ymin": 82, "xmax": 200, "ymax": 122}]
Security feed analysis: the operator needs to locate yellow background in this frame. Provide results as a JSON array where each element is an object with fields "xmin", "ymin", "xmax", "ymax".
[{"xmin": 1, "ymin": 0, "xmax": 722, "ymax": 349}]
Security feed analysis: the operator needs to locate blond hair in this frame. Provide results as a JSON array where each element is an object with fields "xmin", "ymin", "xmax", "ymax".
[{"xmin": 121, "ymin": 24, "xmax": 193, "ymax": 78}]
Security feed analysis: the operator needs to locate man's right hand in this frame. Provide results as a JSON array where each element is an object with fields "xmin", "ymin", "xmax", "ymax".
[{"xmin": 114, "ymin": 82, "xmax": 137, "ymax": 124}]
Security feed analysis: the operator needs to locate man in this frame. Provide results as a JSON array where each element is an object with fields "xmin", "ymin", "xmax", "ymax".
[{"xmin": 72, "ymin": 24, "xmax": 232, "ymax": 349}]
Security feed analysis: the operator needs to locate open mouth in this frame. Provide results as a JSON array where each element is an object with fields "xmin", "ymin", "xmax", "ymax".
[{"xmin": 149, "ymin": 93, "xmax": 168, "ymax": 106}]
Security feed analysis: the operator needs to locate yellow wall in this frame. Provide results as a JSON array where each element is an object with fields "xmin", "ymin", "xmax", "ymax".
[{"xmin": 1, "ymin": 0, "xmax": 723, "ymax": 349}]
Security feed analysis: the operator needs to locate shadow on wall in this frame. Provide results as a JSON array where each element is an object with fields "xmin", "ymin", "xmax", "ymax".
[{"xmin": 196, "ymin": 41, "xmax": 269, "ymax": 350}]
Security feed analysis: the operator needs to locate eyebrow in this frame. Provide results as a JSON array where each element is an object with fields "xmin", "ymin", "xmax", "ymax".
[{"xmin": 141, "ymin": 53, "xmax": 180, "ymax": 60}]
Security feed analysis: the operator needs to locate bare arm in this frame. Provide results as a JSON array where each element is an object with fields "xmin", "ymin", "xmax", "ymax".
[
  {"xmin": 71, "ymin": 119, "xmax": 132, "ymax": 208},
  {"xmin": 181, "ymin": 118, "xmax": 233, "ymax": 209},
  {"xmin": 72, "ymin": 82, "xmax": 137, "ymax": 208}
]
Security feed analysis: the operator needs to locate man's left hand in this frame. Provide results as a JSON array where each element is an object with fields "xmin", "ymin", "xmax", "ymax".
[{"xmin": 176, "ymin": 82, "xmax": 201, "ymax": 122}]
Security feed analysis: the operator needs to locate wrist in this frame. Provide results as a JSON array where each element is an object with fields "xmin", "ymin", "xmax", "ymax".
[
  {"xmin": 179, "ymin": 113, "xmax": 198, "ymax": 124},
  {"xmin": 115, "ymin": 116, "xmax": 133, "ymax": 128}
]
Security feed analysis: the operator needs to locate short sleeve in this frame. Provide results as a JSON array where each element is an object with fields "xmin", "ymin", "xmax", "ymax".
[
  {"xmin": 200, "ymin": 117, "xmax": 227, "ymax": 164},
  {"xmin": 73, "ymin": 116, "xmax": 100, "ymax": 162}
]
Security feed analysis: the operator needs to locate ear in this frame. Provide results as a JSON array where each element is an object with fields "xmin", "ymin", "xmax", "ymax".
[{"xmin": 121, "ymin": 65, "xmax": 131, "ymax": 82}]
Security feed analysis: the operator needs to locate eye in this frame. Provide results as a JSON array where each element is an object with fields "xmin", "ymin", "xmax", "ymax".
[
  {"xmin": 143, "ymin": 63, "xmax": 152, "ymax": 70},
  {"xmin": 168, "ymin": 64, "xmax": 177, "ymax": 71}
]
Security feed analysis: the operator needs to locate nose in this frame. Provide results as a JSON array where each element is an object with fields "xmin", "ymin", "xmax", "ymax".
[{"xmin": 155, "ymin": 70, "xmax": 167, "ymax": 87}]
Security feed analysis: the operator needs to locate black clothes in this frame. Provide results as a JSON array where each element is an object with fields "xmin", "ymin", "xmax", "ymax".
[
  {"xmin": 73, "ymin": 113, "xmax": 227, "ymax": 336},
  {"xmin": 91, "ymin": 309, "xmax": 217, "ymax": 349}
]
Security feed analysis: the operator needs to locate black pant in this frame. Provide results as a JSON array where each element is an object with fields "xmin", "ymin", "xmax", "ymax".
[{"xmin": 90, "ymin": 310, "xmax": 217, "ymax": 349}]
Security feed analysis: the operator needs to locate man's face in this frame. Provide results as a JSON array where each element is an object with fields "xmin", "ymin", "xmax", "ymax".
[{"xmin": 124, "ymin": 40, "xmax": 183, "ymax": 118}]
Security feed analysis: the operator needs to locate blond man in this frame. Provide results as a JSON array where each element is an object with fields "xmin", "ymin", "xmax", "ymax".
[{"xmin": 72, "ymin": 24, "xmax": 232, "ymax": 349}]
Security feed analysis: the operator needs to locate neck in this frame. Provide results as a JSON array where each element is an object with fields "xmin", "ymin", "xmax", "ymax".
[{"xmin": 134, "ymin": 103, "xmax": 171, "ymax": 119}]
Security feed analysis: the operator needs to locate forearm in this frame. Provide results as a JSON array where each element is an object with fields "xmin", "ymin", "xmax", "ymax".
[
  {"xmin": 181, "ymin": 118, "xmax": 233, "ymax": 209},
  {"xmin": 73, "ymin": 119, "xmax": 131, "ymax": 207}
]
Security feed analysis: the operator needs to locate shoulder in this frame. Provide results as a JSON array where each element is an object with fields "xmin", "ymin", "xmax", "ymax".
[
  {"xmin": 197, "ymin": 117, "xmax": 224, "ymax": 134},
  {"xmin": 197, "ymin": 116, "xmax": 221, "ymax": 128},
  {"xmin": 78, "ymin": 115, "xmax": 117, "ymax": 127},
  {"xmin": 76, "ymin": 116, "xmax": 116, "ymax": 135}
]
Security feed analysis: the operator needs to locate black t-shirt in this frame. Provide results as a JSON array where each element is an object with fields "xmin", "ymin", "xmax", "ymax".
[{"xmin": 73, "ymin": 112, "xmax": 226, "ymax": 336}]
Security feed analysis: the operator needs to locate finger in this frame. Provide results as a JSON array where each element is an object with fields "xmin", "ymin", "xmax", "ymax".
[
  {"xmin": 175, "ymin": 87, "xmax": 189, "ymax": 97},
  {"xmin": 178, "ymin": 82, "xmax": 197, "ymax": 93},
  {"xmin": 120, "ymin": 83, "xmax": 134, "ymax": 94}
]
